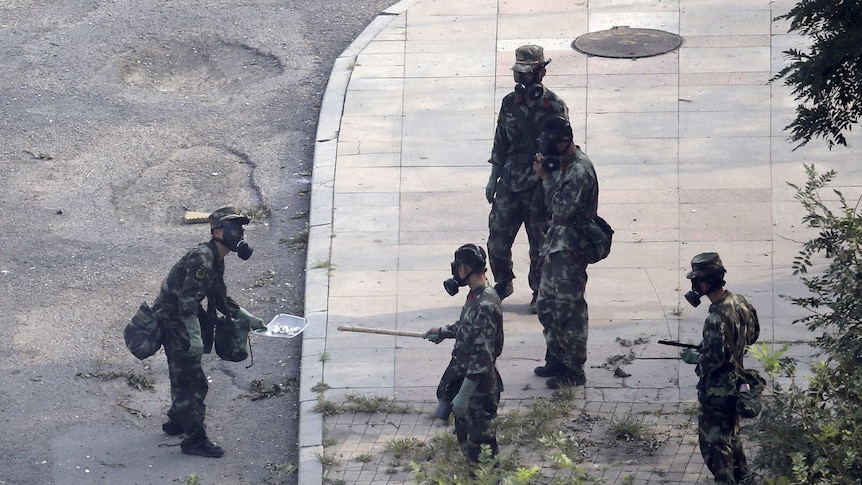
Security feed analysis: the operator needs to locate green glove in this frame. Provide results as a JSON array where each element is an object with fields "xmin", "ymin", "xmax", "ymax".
[
  {"xmin": 451, "ymin": 377, "xmax": 479, "ymax": 419},
  {"xmin": 422, "ymin": 333, "xmax": 443, "ymax": 344},
  {"xmin": 422, "ymin": 326, "xmax": 447, "ymax": 344},
  {"xmin": 485, "ymin": 164, "xmax": 500, "ymax": 204},
  {"xmin": 680, "ymin": 348, "xmax": 700, "ymax": 365},
  {"xmin": 182, "ymin": 316, "xmax": 203, "ymax": 356},
  {"xmin": 236, "ymin": 307, "xmax": 266, "ymax": 331}
]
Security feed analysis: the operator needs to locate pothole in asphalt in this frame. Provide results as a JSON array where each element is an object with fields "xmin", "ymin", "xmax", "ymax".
[
  {"xmin": 572, "ymin": 26, "xmax": 683, "ymax": 59},
  {"xmin": 119, "ymin": 37, "xmax": 283, "ymax": 92}
]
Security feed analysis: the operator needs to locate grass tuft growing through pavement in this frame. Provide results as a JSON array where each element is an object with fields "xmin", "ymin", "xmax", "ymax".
[{"xmin": 608, "ymin": 414, "xmax": 648, "ymax": 441}]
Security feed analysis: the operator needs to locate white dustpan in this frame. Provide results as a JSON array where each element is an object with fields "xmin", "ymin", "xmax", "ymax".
[{"xmin": 253, "ymin": 313, "xmax": 308, "ymax": 339}]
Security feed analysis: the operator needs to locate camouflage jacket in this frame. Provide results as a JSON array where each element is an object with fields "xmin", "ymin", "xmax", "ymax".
[
  {"xmin": 490, "ymin": 89, "xmax": 569, "ymax": 192},
  {"xmin": 436, "ymin": 281, "xmax": 504, "ymax": 401},
  {"xmin": 696, "ymin": 291, "xmax": 760, "ymax": 392},
  {"xmin": 152, "ymin": 240, "xmax": 236, "ymax": 324},
  {"xmin": 540, "ymin": 147, "xmax": 599, "ymax": 256}
]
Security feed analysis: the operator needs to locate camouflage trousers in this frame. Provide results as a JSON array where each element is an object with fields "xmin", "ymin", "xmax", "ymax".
[
  {"xmin": 536, "ymin": 250, "xmax": 588, "ymax": 374},
  {"xmin": 488, "ymin": 182, "xmax": 549, "ymax": 293},
  {"xmin": 455, "ymin": 391, "xmax": 500, "ymax": 464},
  {"xmin": 698, "ymin": 391, "xmax": 748, "ymax": 484},
  {"xmin": 163, "ymin": 319, "xmax": 210, "ymax": 443}
]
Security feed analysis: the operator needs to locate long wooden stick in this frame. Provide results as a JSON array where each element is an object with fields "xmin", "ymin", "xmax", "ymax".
[{"xmin": 336, "ymin": 325, "xmax": 426, "ymax": 338}]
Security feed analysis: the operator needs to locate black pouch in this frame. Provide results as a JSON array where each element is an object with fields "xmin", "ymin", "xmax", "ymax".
[
  {"xmin": 578, "ymin": 215, "xmax": 614, "ymax": 264},
  {"xmin": 214, "ymin": 316, "xmax": 249, "ymax": 363},
  {"xmin": 436, "ymin": 365, "xmax": 464, "ymax": 404},
  {"xmin": 434, "ymin": 366, "xmax": 463, "ymax": 421},
  {"xmin": 124, "ymin": 302, "xmax": 163, "ymax": 360}
]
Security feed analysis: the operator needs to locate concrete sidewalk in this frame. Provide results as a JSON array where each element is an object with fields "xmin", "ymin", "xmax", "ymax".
[{"xmin": 297, "ymin": 0, "xmax": 862, "ymax": 483}]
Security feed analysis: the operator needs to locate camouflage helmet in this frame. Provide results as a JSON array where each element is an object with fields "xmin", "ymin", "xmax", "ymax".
[
  {"xmin": 511, "ymin": 44, "xmax": 548, "ymax": 73},
  {"xmin": 209, "ymin": 206, "xmax": 250, "ymax": 230},
  {"xmin": 686, "ymin": 252, "xmax": 726, "ymax": 280},
  {"xmin": 541, "ymin": 116, "xmax": 573, "ymax": 141},
  {"xmin": 454, "ymin": 243, "xmax": 487, "ymax": 272}
]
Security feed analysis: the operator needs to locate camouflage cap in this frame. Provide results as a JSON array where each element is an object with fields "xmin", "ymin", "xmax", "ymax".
[
  {"xmin": 209, "ymin": 206, "xmax": 250, "ymax": 229},
  {"xmin": 686, "ymin": 252, "xmax": 726, "ymax": 280},
  {"xmin": 511, "ymin": 44, "xmax": 547, "ymax": 73}
]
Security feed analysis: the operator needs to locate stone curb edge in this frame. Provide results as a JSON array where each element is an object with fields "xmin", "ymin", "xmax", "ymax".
[{"xmin": 297, "ymin": 1, "xmax": 419, "ymax": 484}]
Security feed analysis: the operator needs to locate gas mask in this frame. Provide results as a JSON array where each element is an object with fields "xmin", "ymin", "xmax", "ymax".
[
  {"xmin": 514, "ymin": 70, "xmax": 544, "ymax": 101},
  {"xmin": 684, "ymin": 282, "xmax": 704, "ymax": 307},
  {"xmin": 685, "ymin": 253, "xmax": 726, "ymax": 307},
  {"xmin": 685, "ymin": 278, "xmax": 715, "ymax": 307},
  {"xmin": 443, "ymin": 244, "xmax": 487, "ymax": 296},
  {"xmin": 536, "ymin": 134, "xmax": 570, "ymax": 172},
  {"xmin": 218, "ymin": 221, "xmax": 254, "ymax": 260},
  {"xmin": 443, "ymin": 260, "xmax": 469, "ymax": 296}
]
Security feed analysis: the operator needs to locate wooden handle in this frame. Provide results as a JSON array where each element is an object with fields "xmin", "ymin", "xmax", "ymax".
[
  {"xmin": 336, "ymin": 325, "xmax": 426, "ymax": 338},
  {"xmin": 183, "ymin": 211, "xmax": 211, "ymax": 224}
]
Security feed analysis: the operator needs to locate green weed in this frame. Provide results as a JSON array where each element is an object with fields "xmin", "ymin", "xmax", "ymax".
[
  {"xmin": 608, "ymin": 414, "xmax": 648, "ymax": 441},
  {"xmin": 313, "ymin": 397, "xmax": 340, "ymax": 416},
  {"xmin": 386, "ymin": 437, "xmax": 424, "ymax": 459},
  {"xmin": 317, "ymin": 452, "xmax": 340, "ymax": 469},
  {"xmin": 311, "ymin": 381, "xmax": 331, "ymax": 393},
  {"xmin": 354, "ymin": 452, "xmax": 373, "ymax": 463}
]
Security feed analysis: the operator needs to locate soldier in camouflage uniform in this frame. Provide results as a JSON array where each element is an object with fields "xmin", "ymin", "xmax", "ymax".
[
  {"xmin": 152, "ymin": 207, "xmax": 267, "ymax": 458},
  {"xmin": 486, "ymin": 44, "xmax": 569, "ymax": 312},
  {"xmin": 532, "ymin": 116, "xmax": 598, "ymax": 389},
  {"xmin": 424, "ymin": 244, "xmax": 504, "ymax": 464},
  {"xmin": 680, "ymin": 252, "xmax": 760, "ymax": 484}
]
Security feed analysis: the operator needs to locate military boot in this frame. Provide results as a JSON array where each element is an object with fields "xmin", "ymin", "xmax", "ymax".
[
  {"xmin": 533, "ymin": 350, "xmax": 564, "ymax": 377},
  {"xmin": 181, "ymin": 437, "xmax": 225, "ymax": 458}
]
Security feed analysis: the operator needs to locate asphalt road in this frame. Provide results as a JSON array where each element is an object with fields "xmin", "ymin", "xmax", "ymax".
[{"xmin": 0, "ymin": 1, "xmax": 393, "ymax": 484}]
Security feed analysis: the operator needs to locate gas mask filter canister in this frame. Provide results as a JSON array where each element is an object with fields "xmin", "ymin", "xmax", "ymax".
[
  {"xmin": 685, "ymin": 278, "xmax": 710, "ymax": 307},
  {"xmin": 684, "ymin": 288, "xmax": 703, "ymax": 307}
]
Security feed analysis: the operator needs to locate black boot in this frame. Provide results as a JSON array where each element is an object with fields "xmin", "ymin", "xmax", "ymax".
[
  {"xmin": 534, "ymin": 350, "xmax": 564, "ymax": 377},
  {"xmin": 530, "ymin": 292, "xmax": 538, "ymax": 314},
  {"xmin": 178, "ymin": 406, "xmax": 222, "ymax": 457},
  {"xmin": 181, "ymin": 437, "xmax": 225, "ymax": 458}
]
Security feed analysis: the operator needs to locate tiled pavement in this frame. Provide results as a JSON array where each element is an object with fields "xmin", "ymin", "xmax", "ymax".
[
  {"xmin": 324, "ymin": 400, "xmax": 708, "ymax": 484},
  {"xmin": 297, "ymin": 0, "xmax": 862, "ymax": 484}
]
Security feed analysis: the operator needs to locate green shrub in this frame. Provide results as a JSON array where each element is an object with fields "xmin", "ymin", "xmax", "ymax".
[{"xmin": 750, "ymin": 165, "xmax": 862, "ymax": 484}]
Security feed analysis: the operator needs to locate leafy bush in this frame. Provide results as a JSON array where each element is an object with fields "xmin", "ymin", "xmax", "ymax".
[{"xmin": 751, "ymin": 165, "xmax": 862, "ymax": 484}]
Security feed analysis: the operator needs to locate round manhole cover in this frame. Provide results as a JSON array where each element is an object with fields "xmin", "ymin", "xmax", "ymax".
[{"xmin": 572, "ymin": 26, "xmax": 682, "ymax": 59}]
